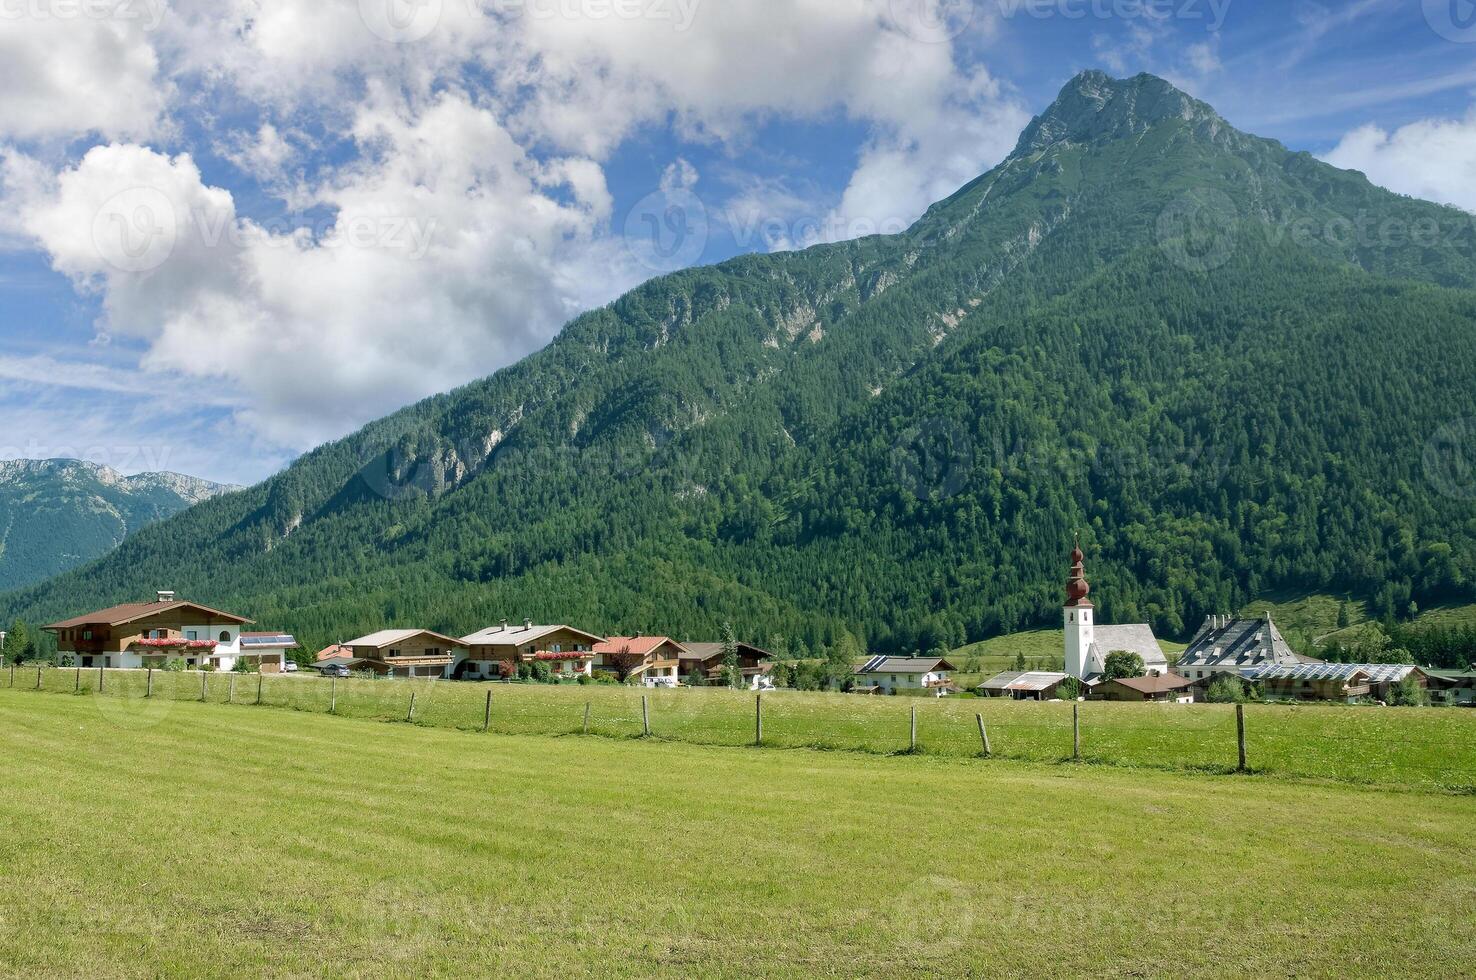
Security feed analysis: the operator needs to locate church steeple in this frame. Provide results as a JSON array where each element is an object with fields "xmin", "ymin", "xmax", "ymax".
[
  {"xmin": 1065, "ymin": 534, "xmax": 1092, "ymax": 608},
  {"xmin": 1063, "ymin": 536, "xmax": 1097, "ymax": 680}
]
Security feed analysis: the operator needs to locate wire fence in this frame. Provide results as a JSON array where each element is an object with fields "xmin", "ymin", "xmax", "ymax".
[{"xmin": 7, "ymin": 664, "xmax": 1475, "ymax": 793}]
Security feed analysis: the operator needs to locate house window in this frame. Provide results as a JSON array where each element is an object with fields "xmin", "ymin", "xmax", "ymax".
[
  {"xmin": 218, "ymin": 631, "xmax": 230, "ymax": 643},
  {"xmin": 389, "ymin": 649, "xmax": 401, "ymax": 658},
  {"xmin": 187, "ymin": 630, "xmax": 198, "ymax": 641}
]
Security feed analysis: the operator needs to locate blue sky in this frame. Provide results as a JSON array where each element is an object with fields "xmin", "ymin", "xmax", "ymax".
[{"xmin": 1, "ymin": 0, "xmax": 1474, "ymax": 485}]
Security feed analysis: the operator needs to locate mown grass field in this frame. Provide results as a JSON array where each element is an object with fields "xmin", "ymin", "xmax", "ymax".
[
  {"xmin": 0, "ymin": 690, "xmax": 1473, "ymax": 978},
  {"xmin": 9, "ymin": 666, "xmax": 1476, "ymax": 793}
]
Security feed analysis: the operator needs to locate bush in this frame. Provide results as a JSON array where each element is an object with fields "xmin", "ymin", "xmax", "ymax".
[
  {"xmin": 1204, "ymin": 674, "xmax": 1247, "ymax": 704},
  {"xmin": 163, "ymin": 659, "xmax": 187, "ymax": 672},
  {"xmin": 577, "ymin": 674, "xmax": 593, "ymax": 686},
  {"xmin": 1388, "ymin": 675, "xmax": 1430, "ymax": 707}
]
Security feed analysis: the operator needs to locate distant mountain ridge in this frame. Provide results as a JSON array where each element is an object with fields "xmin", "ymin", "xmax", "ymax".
[
  {"xmin": 3, "ymin": 71, "xmax": 1474, "ymax": 656},
  {"xmin": 0, "ymin": 459, "xmax": 238, "ymax": 593}
]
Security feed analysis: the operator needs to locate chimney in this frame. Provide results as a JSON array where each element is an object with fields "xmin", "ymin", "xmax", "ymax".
[
  {"xmin": 499, "ymin": 619, "xmax": 508, "ymax": 632},
  {"xmin": 156, "ymin": 590, "xmax": 176, "ymax": 604},
  {"xmin": 523, "ymin": 619, "xmax": 533, "ymax": 631}
]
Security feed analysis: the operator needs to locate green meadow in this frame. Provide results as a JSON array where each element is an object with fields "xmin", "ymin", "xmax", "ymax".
[
  {"xmin": 0, "ymin": 690, "xmax": 1473, "ymax": 978},
  {"xmin": 9, "ymin": 666, "xmax": 1476, "ymax": 793}
]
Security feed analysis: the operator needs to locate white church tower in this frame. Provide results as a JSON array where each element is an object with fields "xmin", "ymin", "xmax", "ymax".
[{"xmin": 1063, "ymin": 538, "xmax": 1098, "ymax": 680}]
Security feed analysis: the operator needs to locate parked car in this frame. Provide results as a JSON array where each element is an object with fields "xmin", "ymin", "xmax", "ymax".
[
  {"xmin": 319, "ymin": 664, "xmax": 351, "ymax": 678},
  {"xmin": 282, "ymin": 661, "xmax": 299, "ymax": 673}
]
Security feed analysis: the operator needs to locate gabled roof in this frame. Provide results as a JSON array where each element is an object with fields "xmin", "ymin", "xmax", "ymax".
[
  {"xmin": 593, "ymin": 636, "xmax": 688, "ymax": 657},
  {"xmin": 1179, "ymin": 616, "xmax": 1310, "ymax": 669},
  {"xmin": 854, "ymin": 656, "xmax": 955, "ymax": 675},
  {"xmin": 681, "ymin": 641, "xmax": 773, "ymax": 661},
  {"xmin": 316, "ymin": 644, "xmax": 355, "ymax": 662},
  {"xmin": 346, "ymin": 628, "xmax": 465, "ymax": 650},
  {"xmin": 45, "ymin": 600, "xmax": 252, "ymax": 631},
  {"xmin": 1090, "ymin": 624, "xmax": 1168, "ymax": 668},
  {"xmin": 979, "ymin": 670, "xmax": 1069, "ymax": 692},
  {"xmin": 1102, "ymin": 672, "xmax": 1193, "ymax": 694},
  {"xmin": 460, "ymin": 623, "xmax": 605, "ymax": 647}
]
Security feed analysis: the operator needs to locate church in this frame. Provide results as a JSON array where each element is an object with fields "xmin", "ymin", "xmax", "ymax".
[{"xmin": 1062, "ymin": 541, "xmax": 1171, "ymax": 682}]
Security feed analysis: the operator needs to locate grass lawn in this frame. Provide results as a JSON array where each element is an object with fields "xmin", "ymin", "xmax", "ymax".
[
  {"xmin": 12, "ymin": 667, "xmax": 1476, "ymax": 793},
  {"xmin": 1, "ymin": 690, "xmax": 1473, "ymax": 978}
]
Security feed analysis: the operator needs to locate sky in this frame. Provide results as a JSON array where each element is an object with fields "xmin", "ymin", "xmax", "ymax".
[{"xmin": 1, "ymin": 0, "xmax": 1474, "ymax": 486}]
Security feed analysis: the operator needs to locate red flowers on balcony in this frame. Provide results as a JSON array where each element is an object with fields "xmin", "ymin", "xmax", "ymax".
[{"xmin": 133, "ymin": 638, "xmax": 218, "ymax": 650}]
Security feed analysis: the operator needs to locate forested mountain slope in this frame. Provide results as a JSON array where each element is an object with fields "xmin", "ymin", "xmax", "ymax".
[
  {"xmin": 0, "ymin": 460, "xmax": 238, "ymax": 593},
  {"xmin": 5, "ymin": 71, "xmax": 1474, "ymax": 656}
]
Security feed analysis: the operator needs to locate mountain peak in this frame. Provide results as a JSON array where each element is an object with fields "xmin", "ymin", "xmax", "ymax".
[{"xmin": 1013, "ymin": 70, "xmax": 1228, "ymax": 157}]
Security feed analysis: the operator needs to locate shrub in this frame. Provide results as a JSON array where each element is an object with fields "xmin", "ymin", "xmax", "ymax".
[{"xmin": 1204, "ymin": 674, "xmax": 1246, "ymax": 704}]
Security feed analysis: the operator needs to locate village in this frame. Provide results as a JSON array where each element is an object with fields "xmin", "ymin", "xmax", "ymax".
[{"xmin": 32, "ymin": 544, "xmax": 1475, "ymax": 708}]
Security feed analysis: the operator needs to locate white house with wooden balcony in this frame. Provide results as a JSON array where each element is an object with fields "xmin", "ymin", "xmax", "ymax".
[
  {"xmin": 454, "ymin": 621, "xmax": 604, "ymax": 680},
  {"xmin": 44, "ymin": 592, "xmax": 255, "ymax": 671},
  {"xmin": 852, "ymin": 656, "xmax": 957, "ymax": 695},
  {"xmin": 342, "ymin": 629, "xmax": 467, "ymax": 678}
]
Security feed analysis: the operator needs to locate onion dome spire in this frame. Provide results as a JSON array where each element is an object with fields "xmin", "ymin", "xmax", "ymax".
[{"xmin": 1066, "ymin": 534, "xmax": 1092, "ymax": 607}]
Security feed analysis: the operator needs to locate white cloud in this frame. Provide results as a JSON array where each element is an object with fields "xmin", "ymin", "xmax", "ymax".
[
  {"xmin": 18, "ymin": 97, "xmax": 641, "ymax": 450},
  {"xmin": 1323, "ymin": 110, "xmax": 1476, "ymax": 213},
  {"xmin": 0, "ymin": 8, "xmax": 166, "ymax": 141}
]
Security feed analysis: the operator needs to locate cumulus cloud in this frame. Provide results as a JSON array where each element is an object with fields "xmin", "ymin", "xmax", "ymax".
[
  {"xmin": 19, "ymin": 97, "xmax": 640, "ymax": 449},
  {"xmin": 0, "ymin": 6, "xmax": 166, "ymax": 141},
  {"xmin": 1323, "ymin": 111, "xmax": 1476, "ymax": 214}
]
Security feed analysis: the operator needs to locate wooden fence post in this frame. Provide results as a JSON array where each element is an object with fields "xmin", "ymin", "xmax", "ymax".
[
  {"xmin": 583, "ymin": 701, "xmax": 591, "ymax": 735},
  {"xmin": 755, "ymin": 693, "xmax": 763, "ymax": 747},
  {"xmin": 9, "ymin": 662, "xmax": 15, "ymax": 687},
  {"xmin": 200, "ymin": 670, "xmax": 208, "ymax": 702},
  {"xmin": 1073, "ymin": 703, "xmax": 1081, "ymax": 761},
  {"xmin": 482, "ymin": 690, "xmax": 491, "ymax": 732},
  {"xmin": 146, "ymin": 668, "xmax": 153, "ymax": 699},
  {"xmin": 407, "ymin": 691, "xmax": 417, "ymax": 724},
  {"xmin": 977, "ymin": 713, "xmax": 991, "ymax": 757},
  {"xmin": 36, "ymin": 664, "xmax": 42, "ymax": 689},
  {"xmin": 229, "ymin": 674, "xmax": 236, "ymax": 704},
  {"xmin": 330, "ymin": 677, "xmax": 337, "ymax": 715},
  {"xmin": 256, "ymin": 674, "xmax": 263, "ymax": 706},
  {"xmin": 1236, "ymin": 703, "xmax": 1247, "ymax": 773},
  {"xmin": 75, "ymin": 665, "xmax": 81, "ymax": 692},
  {"xmin": 99, "ymin": 666, "xmax": 105, "ymax": 693},
  {"xmin": 910, "ymin": 705, "xmax": 918, "ymax": 752},
  {"xmin": 642, "ymin": 695, "xmax": 651, "ymax": 737}
]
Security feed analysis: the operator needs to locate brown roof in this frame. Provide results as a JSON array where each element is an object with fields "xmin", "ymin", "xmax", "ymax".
[
  {"xmin": 45, "ymin": 600, "xmax": 253, "ymax": 631},
  {"xmin": 593, "ymin": 636, "xmax": 688, "ymax": 657},
  {"xmin": 317, "ymin": 644, "xmax": 355, "ymax": 662},
  {"xmin": 1105, "ymin": 673, "xmax": 1193, "ymax": 694},
  {"xmin": 682, "ymin": 642, "xmax": 773, "ymax": 661}
]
